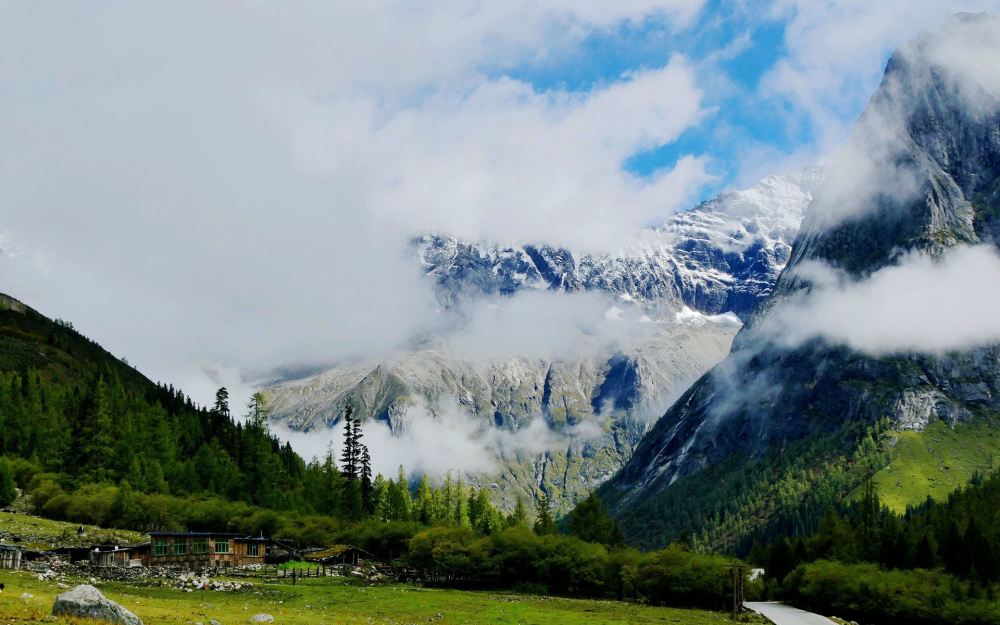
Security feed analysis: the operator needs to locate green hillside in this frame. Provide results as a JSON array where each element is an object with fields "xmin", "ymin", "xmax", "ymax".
[
  {"xmin": 872, "ymin": 418, "xmax": 1000, "ymax": 512},
  {"xmin": 0, "ymin": 293, "xmax": 149, "ymax": 392}
]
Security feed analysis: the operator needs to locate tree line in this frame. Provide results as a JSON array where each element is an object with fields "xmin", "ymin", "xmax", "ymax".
[{"xmin": 753, "ymin": 473, "xmax": 1000, "ymax": 625}]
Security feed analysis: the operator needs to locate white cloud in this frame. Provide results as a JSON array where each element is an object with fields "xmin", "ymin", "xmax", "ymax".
[
  {"xmin": 441, "ymin": 290, "xmax": 669, "ymax": 362},
  {"xmin": 763, "ymin": 1, "xmax": 1000, "ymax": 151},
  {"xmin": 273, "ymin": 399, "xmax": 607, "ymax": 479},
  {"xmin": 0, "ymin": 1, "xmax": 711, "ymax": 401},
  {"xmin": 275, "ymin": 57, "xmax": 711, "ymax": 250},
  {"xmin": 760, "ymin": 245, "xmax": 1000, "ymax": 355}
]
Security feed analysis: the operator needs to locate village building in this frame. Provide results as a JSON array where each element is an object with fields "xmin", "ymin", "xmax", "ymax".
[
  {"xmin": 89, "ymin": 544, "xmax": 147, "ymax": 567},
  {"xmin": 0, "ymin": 544, "xmax": 22, "ymax": 569},
  {"xmin": 303, "ymin": 545, "xmax": 375, "ymax": 566},
  {"xmin": 145, "ymin": 532, "xmax": 270, "ymax": 568}
]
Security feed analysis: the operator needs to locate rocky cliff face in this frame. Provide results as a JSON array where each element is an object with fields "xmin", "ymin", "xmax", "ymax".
[
  {"xmin": 601, "ymin": 14, "xmax": 1000, "ymax": 543},
  {"xmin": 265, "ymin": 168, "xmax": 820, "ymax": 512}
]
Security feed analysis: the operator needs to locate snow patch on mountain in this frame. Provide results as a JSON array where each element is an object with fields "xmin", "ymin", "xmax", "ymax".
[{"xmin": 416, "ymin": 167, "xmax": 823, "ymax": 319}]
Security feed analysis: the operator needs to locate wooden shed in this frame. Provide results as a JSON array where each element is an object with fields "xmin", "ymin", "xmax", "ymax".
[
  {"xmin": 90, "ymin": 544, "xmax": 146, "ymax": 567},
  {"xmin": 303, "ymin": 545, "xmax": 375, "ymax": 566},
  {"xmin": 0, "ymin": 544, "xmax": 22, "ymax": 570}
]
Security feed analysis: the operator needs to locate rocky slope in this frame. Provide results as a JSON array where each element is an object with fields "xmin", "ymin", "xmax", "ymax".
[
  {"xmin": 265, "ymin": 171, "xmax": 821, "ymax": 512},
  {"xmin": 600, "ymin": 13, "xmax": 1000, "ymax": 547}
]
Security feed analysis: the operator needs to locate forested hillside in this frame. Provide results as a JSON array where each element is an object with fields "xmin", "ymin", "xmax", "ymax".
[
  {"xmin": 0, "ymin": 292, "xmax": 309, "ymax": 510},
  {"xmin": 757, "ymin": 473, "xmax": 1000, "ymax": 624},
  {"xmin": 0, "ymin": 292, "xmax": 521, "ymax": 538}
]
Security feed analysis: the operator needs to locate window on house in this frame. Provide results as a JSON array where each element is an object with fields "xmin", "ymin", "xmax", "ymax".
[
  {"xmin": 173, "ymin": 540, "xmax": 187, "ymax": 556},
  {"xmin": 247, "ymin": 543, "xmax": 260, "ymax": 557},
  {"xmin": 192, "ymin": 538, "xmax": 208, "ymax": 555},
  {"xmin": 154, "ymin": 540, "xmax": 168, "ymax": 557},
  {"xmin": 214, "ymin": 539, "xmax": 230, "ymax": 554}
]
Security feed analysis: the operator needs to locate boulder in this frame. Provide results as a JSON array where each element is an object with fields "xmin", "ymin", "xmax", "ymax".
[
  {"xmin": 250, "ymin": 615, "xmax": 274, "ymax": 623},
  {"xmin": 52, "ymin": 584, "xmax": 143, "ymax": 625}
]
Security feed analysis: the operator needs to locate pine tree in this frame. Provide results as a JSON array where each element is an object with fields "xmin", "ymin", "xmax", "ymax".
[
  {"xmin": 246, "ymin": 392, "xmax": 269, "ymax": 430},
  {"xmin": 0, "ymin": 458, "xmax": 16, "ymax": 507},
  {"xmin": 568, "ymin": 492, "xmax": 622, "ymax": 546},
  {"xmin": 533, "ymin": 493, "xmax": 556, "ymax": 535},
  {"xmin": 507, "ymin": 497, "xmax": 529, "ymax": 528},
  {"xmin": 387, "ymin": 465, "xmax": 412, "ymax": 521},
  {"xmin": 454, "ymin": 475, "xmax": 470, "ymax": 528},
  {"xmin": 360, "ymin": 442, "xmax": 373, "ymax": 515},
  {"xmin": 211, "ymin": 387, "xmax": 231, "ymax": 440},
  {"xmin": 415, "ymin": 474, "xmax": 434, "ymax": 524},
  {"xmin": 372, "ymin": 474, "xmax": 390, "ymax": 520},
  {"xmin": 340, "ymin": 405, "xmax": 357, "ymax": 481}
]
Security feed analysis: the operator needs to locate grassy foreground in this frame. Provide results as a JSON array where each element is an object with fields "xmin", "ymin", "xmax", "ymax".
[{"xmin": 0, "ymin": 571, "xmax": 739, "ymax": 625}]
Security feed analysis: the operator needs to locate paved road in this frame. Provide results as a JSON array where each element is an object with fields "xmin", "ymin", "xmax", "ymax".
[{"xmin": 745, "ymin": 602, "xmax": 836, "ymax": 625}]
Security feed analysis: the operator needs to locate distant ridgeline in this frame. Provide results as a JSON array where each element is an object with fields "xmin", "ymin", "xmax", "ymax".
[{"xmin": 599, "ymin": 14, "xmax": 1000, "ymax": 552}]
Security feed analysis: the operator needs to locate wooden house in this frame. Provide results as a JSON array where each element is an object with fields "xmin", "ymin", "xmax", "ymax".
[
  {"xmin": 264, "ymin": 539, "xmax": 303, "ymax": 565},
  {"xmin": 0, "ymin": 544, "xmax": 22, "ymax": 569},
  {"xmin": 303, "ymin": 545, "xmax": 375, "ymax": 566},
  {"xmin": 145, "ymin": 533, "xmax": 270, "ymax": 568},
  {"xmin": 90, "ymin": 544, "xmax": 147, "ymax": 567}
]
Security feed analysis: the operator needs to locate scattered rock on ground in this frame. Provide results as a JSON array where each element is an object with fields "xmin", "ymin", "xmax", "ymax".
[
  {"xmin": 250, "ymin": 615, "xmax": 274, "ymax": 623},
  {"xmin": 51, "ymin": 584, "xmax": 143, "ymax": 625}
]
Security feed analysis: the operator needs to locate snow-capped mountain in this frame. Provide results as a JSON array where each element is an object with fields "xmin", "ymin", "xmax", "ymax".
[
  {"xmin": 417, "ymin": 167, "xmax": 823, "ymax": 319},
  {"xmin": 265, "ymin": 169, "xmax": 821, "ymax": 512}
]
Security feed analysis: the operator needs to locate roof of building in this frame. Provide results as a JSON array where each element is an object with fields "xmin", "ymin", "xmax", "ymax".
[
  {"xmin": 303, "ymin": 544, "xmax": 375, "ymax": 561},
  {"xmin": 148, "ymin": 532, "xmax": 271, "ymax": 541}
]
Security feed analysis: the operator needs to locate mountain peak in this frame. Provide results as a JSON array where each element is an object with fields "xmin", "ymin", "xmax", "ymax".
[
  {"xmin": 599, "ymin": 16, "xmax": 1000, "ymax": 549},
  {"xmin": 417, "ymin": 168, "xmax": 822, "ymax": 320}
]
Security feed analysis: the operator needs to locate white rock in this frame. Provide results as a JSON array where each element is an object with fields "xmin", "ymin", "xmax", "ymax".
[{"xmin": 51, "ymin": 584, "xmax": 143, "ymax": 625}]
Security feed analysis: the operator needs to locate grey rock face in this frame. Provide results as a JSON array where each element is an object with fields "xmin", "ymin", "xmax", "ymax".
[
  {"xmin": 266, "ymin": 317, "xmax": 741, "ymax": 512},
  {"xmin": 51, "ymin": 584, "xmax": 143, "ymax": 625},
  {"xmin": 603, "ymin": 15, "xmax": 1000, "ymax": 525}
]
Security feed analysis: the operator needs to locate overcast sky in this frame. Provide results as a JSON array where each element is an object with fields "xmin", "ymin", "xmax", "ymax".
[{"xmin": 3, "ymin": 1, "xmax": 1000, "ymax": 405}]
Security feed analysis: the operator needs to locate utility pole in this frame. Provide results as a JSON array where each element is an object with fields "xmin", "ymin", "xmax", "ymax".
[{"xmin": 729, "ymin": 562, "xmax": 745, "ymax": 620}]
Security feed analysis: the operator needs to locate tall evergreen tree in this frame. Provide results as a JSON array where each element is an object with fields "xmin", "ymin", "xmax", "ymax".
[
  {"xmin": 0, "ymin": 458, "xmax": 16, "ymax": 508},
  {"xmin": 360, "ymin": 441, "xmax": 373, "ymax": 514},
  {"xmin": 507, "ymin": 497, "xmax": 529, "ymax": 528},
  {"xmin": 568, "ymin": 493, "xmax": 622, "ymax": 546},
  {"xmin": 534, "ymin": 493, "xmax": 556, "ymax": 535},
  {"xmin": 340, "ymin": 405, "xmax": 357, "ymax": 481}
]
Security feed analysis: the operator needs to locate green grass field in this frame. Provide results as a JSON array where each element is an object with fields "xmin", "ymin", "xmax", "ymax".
[
  {"xmin": 874, "ymin": 418, "xmax": 1000, "ymax": 512},
  {"xmin": 0, "ymin": 511, "xmax": 145, "ymax": 549},
  {"xmin": 0, "ymin": 571, "xmax": 742, "ymax": 625}
]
